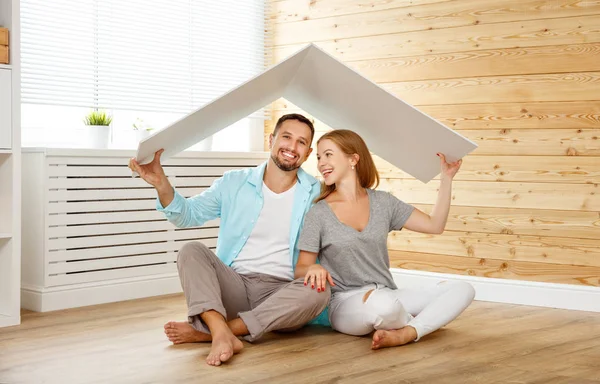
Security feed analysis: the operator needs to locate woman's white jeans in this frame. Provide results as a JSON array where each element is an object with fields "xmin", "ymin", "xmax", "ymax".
[{"xmin": 329, "ymin": 281, "xmax": 475, "ymax": 341}]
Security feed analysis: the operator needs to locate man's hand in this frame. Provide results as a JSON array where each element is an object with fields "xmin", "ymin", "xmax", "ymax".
[
  {"xmin": 129, "ymin": 149, "xmax": 174, "ymax": 207},
  {"xmin": 129, "ymin": 149, "xmax": 169, "ymax": 190}
]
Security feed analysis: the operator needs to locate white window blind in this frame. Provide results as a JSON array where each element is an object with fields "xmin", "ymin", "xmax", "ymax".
[{"xmin": 20, "ymin": 0, "xmax": 271, "ymax": 116}]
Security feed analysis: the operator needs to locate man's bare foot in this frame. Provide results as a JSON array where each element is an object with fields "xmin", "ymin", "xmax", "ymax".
[
  {"xmin": 371, "ymin": 326, "xmax": 418, "ymax": 350},
  {"xmin": 206, "ymin": 330, "xmax": 243, "ymax": 366},
  {"xmin": 164, "ymin": 321, "xmax": 211, "ymax": 344}
]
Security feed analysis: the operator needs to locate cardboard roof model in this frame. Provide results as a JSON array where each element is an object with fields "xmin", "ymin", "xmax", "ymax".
[{"xmin": 135, "ymin": 43, "xmax": 477, "ymax": 183}]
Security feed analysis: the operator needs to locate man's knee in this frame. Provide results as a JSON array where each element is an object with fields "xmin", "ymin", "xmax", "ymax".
[
  {"xmin": 177, "ymin": 241, "xmax": 212, "ymax": 266},
  {"xmin": 301, "ymin": 282, "xmax": 331, "ymax": 312}
]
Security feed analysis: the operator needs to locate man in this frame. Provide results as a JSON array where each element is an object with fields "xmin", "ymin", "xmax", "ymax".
[{"xmin": 128, "ymin": 114, "xmax": 329, "ymax": 367}]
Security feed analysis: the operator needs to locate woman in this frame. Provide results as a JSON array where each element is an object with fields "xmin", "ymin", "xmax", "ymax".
[{"xmin": 296, "ymin": 129, "xmax": 475, "ymax": 349}]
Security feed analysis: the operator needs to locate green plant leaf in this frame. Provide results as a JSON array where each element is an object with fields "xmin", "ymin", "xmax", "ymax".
[{"xmin": 84, "ymin": 110, "xmax": 113, "ymax": 126}]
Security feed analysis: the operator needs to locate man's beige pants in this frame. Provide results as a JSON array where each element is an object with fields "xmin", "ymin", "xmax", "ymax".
[{"xmin": 177, "ymin": 241, "xmax": 330, "ymax": 342}]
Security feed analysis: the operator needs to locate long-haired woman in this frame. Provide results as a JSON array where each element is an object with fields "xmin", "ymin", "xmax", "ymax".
[{"xmin": 295, "ymin": 129, "xmax": 475, "ymax": 349}]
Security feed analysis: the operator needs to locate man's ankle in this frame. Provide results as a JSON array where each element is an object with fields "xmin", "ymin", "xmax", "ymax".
[
  {"xmin": 227, "ymin": 317, "xmax": 249, "ymax": 337},
  {"xmin": 201, "ymin": 310, "xmax": 231, "ymax": 335}
]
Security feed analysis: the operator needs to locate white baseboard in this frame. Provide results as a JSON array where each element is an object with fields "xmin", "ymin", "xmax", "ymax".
[
  {"xmin": 0, "ymin": 314, "xmax": 20, "ymax": 328},
  {"xmin": 21, "ymin": 273, "xmax": 183, "ymax": 312},
  {"xmin": 20, "ymin": 269, "xmax": 600, "ymax": 313},
  {"xmin": 391, "ymin": 268, "xmax": 600, "ymax": 313}
]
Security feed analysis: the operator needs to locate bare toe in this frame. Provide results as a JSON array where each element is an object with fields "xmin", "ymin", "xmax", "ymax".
[
  {"xmin": 163, "ymin": 321, "xmax": 210, "ymax": 344},
  {"xmin": 220, "ymin": 351, "xmax": 233, "ymax": 364},
  {"xmin": 205, "ymin": 333, "xmax": 242, "ymax": 366},
  {"xmin": 372, "ymin": 330, "xmax": 386, "ymax": 350},
  {"xmin": 164, "ymin": 321, "xmax": 175, "ymax": 330},
  {"xmin": 371, "ymin": 327, "xmax": 417, "ymax": 350},
  {"xmin": 206, "ymin": 353, "xmax": 221, "ymax": 366}
]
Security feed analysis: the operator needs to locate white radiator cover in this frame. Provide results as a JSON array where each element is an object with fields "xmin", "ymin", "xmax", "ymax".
[{"xmin": 21, "ymin": 148, "xmax": 268, "ymax": 312}]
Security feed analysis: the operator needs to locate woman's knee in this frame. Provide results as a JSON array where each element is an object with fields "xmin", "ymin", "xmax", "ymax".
[
  {"xmin": 365, "ymin": 289, "xmax": 411, "ymax": 330},
  {"xmin": 445, "ymin": 281, "xmax": 476, "ymax": 305}
]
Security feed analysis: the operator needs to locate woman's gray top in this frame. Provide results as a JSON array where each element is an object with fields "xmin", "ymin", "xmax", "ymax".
[{"xmin": 298, "ymin": 188, "xmax": 414, "ymax": 293}]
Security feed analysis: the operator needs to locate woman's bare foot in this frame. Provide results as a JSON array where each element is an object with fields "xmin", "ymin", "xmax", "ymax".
[
  {"xmin": 371, "ymin": 326, "xmax": 418, "ymax": 350},
  {"xmin": 164, "ymin": 321, "xmax": 211, "ymax": 344},
  {"xmin": 206, "ymin": 330, "xmax": 244, "ymax": 366}
]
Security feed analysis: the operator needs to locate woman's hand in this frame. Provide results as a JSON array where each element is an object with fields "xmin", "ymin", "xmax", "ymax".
[
  {"xmin": 304, "ymin": 264, "xmax": 335, "ymax": 292},
  {"xmin": 404, "ymin": 153, "xmax": 462, "ymax": 234},
  {"xmin": 437, "ymin": 153, "xmax": 462, "ymax": 181}
]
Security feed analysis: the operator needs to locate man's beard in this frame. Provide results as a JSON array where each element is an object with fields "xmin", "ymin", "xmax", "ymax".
[{"xmin": 271, "ymin": 151, "xmax": 301, "ymax": 172}]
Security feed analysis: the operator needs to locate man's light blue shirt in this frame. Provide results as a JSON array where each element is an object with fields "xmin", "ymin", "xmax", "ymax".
[{"xmin": 156, "ymin": 161, "xmax": 329, "ymax": 326}]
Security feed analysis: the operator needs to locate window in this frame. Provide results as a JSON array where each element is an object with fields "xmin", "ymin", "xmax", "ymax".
[{"xmin": 20, "ymin": 0, "xmax": 270, "ymax": 150}]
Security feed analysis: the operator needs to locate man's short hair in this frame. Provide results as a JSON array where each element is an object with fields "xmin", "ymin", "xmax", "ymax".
[{"xmin": 273, "ymin": 113, "xmax": 315, "ymax": 144}]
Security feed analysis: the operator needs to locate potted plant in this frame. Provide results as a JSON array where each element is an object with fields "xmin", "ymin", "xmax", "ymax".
[
  {"xmin": 132, "ymin": 118, "xmax": 154, "ymax": 142},
  {"xmin": 83, "ymin": 110, "xmax": 113, "ymax": 149}
]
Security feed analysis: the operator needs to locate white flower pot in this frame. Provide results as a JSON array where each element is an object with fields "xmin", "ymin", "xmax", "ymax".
[
  {"xmin": 134, "ymin": 130, "xmax": 151, "ymax": 143},
  {"xmin": 84, "ymin": 125, "xmax": 111, "ymax": 149}
]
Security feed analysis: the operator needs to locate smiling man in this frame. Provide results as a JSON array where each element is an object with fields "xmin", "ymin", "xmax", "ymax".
[{"xmin": 129, "ymin": 114, "xmax": 329, "ymax": 367}]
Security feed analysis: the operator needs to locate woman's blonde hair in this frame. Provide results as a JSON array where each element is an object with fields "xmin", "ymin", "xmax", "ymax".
[{"xmin": 315, "ymin": 130, "xmax": 379, "ymax": 203}]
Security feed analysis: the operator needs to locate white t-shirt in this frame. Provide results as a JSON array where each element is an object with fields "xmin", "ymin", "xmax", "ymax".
[{"xmin": 230, "ymin": 182, "xmax": 297, "ymax": 280}]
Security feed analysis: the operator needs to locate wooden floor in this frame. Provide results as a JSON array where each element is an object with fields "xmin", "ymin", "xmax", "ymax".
[{"xmin": 1, "ymin": 295, "xmax": 599, "ymax": 384}]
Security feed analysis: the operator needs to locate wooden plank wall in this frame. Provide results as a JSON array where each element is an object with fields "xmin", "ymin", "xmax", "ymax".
[{"xmin": 265, "ymin": 0, "xmax": 600, "ymax": 287}]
